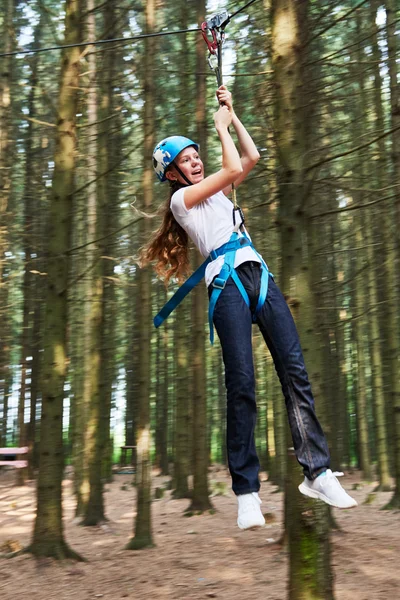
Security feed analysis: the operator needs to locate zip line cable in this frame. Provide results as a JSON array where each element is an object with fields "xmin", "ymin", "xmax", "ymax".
[
  {"xmin": 229, "ymin": 0, "xmax": 259, "ymax": 20},
  {"xmin": 0, "ymin": 0, "xmax": 260, "ymax": 59},
  {"xmin": 0, "ymin": 28, "xmax": 202, "ymax": 58}
]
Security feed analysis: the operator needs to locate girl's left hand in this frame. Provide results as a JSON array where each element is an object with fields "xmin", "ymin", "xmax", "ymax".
[{"xmin": 216, "ymin": 85, "xmax": 233, "ymax": 111}]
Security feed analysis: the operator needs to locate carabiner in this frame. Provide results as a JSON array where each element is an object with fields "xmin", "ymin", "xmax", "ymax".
[
  {"xmin": 201, "ymin": 10, "xmax": 229, "ymax": 55},
  {"xmin": 201, "ymin": 22, "xmax": 218, "ymax": 55},
  {"xmin": 232, "ymin": 206, "xmax": 245, "ymax": 231}
]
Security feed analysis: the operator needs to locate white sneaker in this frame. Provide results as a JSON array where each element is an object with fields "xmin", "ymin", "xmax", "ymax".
[
  {"xmin": 299, "ymin": 469, "xmax": 358, "ymax": 509},
  {"xmin": 237, "ymin": 492, "xmax": 266, "ymax": 529}
]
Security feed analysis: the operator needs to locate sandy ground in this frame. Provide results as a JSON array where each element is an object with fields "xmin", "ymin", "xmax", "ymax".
[{"xmin": 0, "ymin": 467, "xmax": 399, "ymax": 600}]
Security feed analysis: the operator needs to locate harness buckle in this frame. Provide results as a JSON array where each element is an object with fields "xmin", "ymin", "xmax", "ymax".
[{"xmin": 212, "ymin": 277, "xmax": 227, "ymax": 290}]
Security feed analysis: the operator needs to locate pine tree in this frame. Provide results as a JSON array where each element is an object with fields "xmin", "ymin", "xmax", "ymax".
[
  {"xmin": 27, "ymin": 0, "xmax": 83, "ymax": 560},
  {"xmin": 127, "ymin": 0, "xmax": 156, "ymax": 550}
]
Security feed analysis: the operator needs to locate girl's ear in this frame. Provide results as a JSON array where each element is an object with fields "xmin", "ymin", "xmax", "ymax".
[{"xmin": 166, "ymin": 170, "xmax": 177, "ymax": 182}]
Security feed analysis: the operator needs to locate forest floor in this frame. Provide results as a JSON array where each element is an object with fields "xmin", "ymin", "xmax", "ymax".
[{"xmin": 0, "ymin": 466, "xmax": 399, "ymax": 600}]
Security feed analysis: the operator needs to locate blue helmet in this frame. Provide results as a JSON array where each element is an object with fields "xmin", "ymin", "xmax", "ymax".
[{"xmin": 152, "ymin": 136, "xmax": 199, "ymax": 182}]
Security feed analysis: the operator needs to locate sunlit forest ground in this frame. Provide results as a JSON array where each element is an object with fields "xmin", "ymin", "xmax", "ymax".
[{"xmin": 0, "ymin": 467, "xmax": 399, "ymax": 600}]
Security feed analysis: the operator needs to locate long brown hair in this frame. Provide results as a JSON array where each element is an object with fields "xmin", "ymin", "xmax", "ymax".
[{"xmin": 140, "ymin": 181, "xmax": 190, "ymax": 284}]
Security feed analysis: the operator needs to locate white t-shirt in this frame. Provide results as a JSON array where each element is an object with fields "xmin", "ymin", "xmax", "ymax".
[{"xmin": 170, "ymin": 188, "xmax": 261, "ymax": 287}]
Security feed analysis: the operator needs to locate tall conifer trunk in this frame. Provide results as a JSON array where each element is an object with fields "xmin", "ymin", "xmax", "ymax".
[
  {"xmin": 71, "ymin": 0, "xmax": 98, "ymax": 518},
  {"xmin": 0, "ymin": 0, "xmax": 15, "ymax": 451},
  {"xmin": 28, "ymin": 0, "xmax": 82, "ymax": 560},
  {"xmin": 271, "ymin": 0, "xmax": 334, "ymax": 596},
  {"xmin": 173, "ymin": 305, "xmax": 190, "ymax": 497},
  {"xmin": 18, "ymin": 11, "xmax": 44, "ymax": 484},
  {"xmin": 82, "ymin": 0, "xmax": 119, "ymax": 526},
  {"xmin": 127, "ymin": 0, "xmax": 155, "ymax": 549},
  {"xmin": 352, "ymin": 225, "xmax": 372, "ymax": 480},
  {"xmin": 188, "ymin": 0, "xmax": 212, "ymax": 513},
  {"xmin": 384, "ymin": 0, "xmax": 400, "ymax": 508},
  {"xmin": 172, "ymin": 1, "xmax": 191, "ymax": 498},
  {"xmin": 0, "ymin": 0, "xmax": 13, "ymax": 282},
  {"xmin": 353, "ymin": 10, "xmax": 390, "ymax": 489}
]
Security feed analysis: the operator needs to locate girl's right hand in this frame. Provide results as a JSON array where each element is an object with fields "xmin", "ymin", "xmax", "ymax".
[{"xmin": 214, "ymin": 105, "xmax": 232, "ymax": 131}]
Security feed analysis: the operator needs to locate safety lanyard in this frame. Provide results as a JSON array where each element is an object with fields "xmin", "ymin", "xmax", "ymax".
[{"xmin": 201, "ymin": 11, "xmax": 242, "ymax": 229}]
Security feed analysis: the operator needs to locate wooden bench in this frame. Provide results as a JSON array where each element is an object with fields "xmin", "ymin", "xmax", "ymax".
[
  {"xmin": 120, "ymin": 445, "xmax": 136, "ymax": 467},
  {"xmin": 0, "ymin": 447, "xmax": 28, "ymax": 469}
]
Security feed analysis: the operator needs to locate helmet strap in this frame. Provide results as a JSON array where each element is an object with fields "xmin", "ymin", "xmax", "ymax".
[{"xmin": 172, "ymin": 162, "xmax": 193, "ymax": 186}]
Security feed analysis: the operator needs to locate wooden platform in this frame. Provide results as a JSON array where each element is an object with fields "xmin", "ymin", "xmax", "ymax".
[
  {"xmin": 0, "ymin": 460, "xmax": 28, "ymax": 468},
  {"xmin": 0, "ymin": 447, "xmax": 28, "ymax": 469}
]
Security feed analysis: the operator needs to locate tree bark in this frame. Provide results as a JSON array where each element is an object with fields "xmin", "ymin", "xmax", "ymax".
[
  {"xmin": 0, "ymin": 0, "xmax": 15, "ymax": 455},
  {"xmin": 271, "ymin": 0, "xmax": 335, "ymax": 596},
  {"xmin": 287, "ymin": 450, "xmax": 334, "ymax": 600},
  {"xmin": 127, "ymin": 0, "xmax": 155, "ymax": 549},
  {"xmin": 384, "ymin": 0, "xmax": 400, "ymax": 507},
  {"xmin": 70, "ymin": 0, "xmax": 98, "ymax": 518},
  {"xmin": 187, "ymin": 0, "xmax": 212, "ymax": 513},
  {"xmin": 352, "ymin": 11, "xmax": 389, "ymax": 488},
  {"xmin": 17, "ymin": 9, "xmax": 45, "ymax": 484},
  {"xmin": 173, "ymin": 304, "xmax": 190, "ymax": 498},
  {"xmin": 82, "ymin": 0, "xmax": 119, "ymax": 526},
  {"xmin": 28, "ymin": 0, "xmax": 83, "ymax": 560}
]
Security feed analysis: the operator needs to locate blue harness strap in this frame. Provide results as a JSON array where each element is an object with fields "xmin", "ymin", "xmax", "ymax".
[
  {"xmin": 208, "ymin": 231, "xmax": 271, "ymax": 343},
  {"xmin": 208, "ymin": 232, "xmax": 250, "ymax": 344},
  {"xmin": 153, "ymin": 257, "xmax": 211, "ymax": 328},
  {"xmin": 153, "ymin": 231, "xmax": 272, "ymax": 344}
]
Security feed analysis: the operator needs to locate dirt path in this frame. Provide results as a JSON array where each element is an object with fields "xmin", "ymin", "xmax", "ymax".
[{"xmin": 0, "ymin": 468, "xmax": 399, "ymax": 600}]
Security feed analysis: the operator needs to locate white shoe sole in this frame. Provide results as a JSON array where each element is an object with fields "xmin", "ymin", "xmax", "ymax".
[
  {"xmin": 238, "ymin": 520, "xmax": 266, "ymax": 531},
  {"xmin": 298, "ymin": 482, "xmax": 357, "ymax": 509}
]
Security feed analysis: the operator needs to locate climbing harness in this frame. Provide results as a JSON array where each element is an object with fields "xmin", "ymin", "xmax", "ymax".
[
  {"xmin": 154, "ymin": 4, "xmax": 272, "ymax": 343},
  {"xmin": 154, "ymin": 230, "xmax": 272, "ymax": 344}
]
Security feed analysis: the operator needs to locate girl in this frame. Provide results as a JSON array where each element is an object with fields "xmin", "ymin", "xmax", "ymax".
[{"xmin": 143, "ymin": 86, "xmax": 357, "ymax": 529}]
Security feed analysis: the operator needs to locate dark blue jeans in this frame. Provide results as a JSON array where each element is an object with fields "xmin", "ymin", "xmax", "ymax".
[{"xmin": 209, "ymin": 261, "xmax": 330, "ymax": 495}]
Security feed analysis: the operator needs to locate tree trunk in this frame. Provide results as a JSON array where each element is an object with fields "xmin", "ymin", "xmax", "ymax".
[
  {"xmin": 187, "ymin": 0, "xmax": 212, "ymax": 513},
  {"xmin": 17, "ymin": 10, "xmax": 44, "ymax": 484},
  {"xmin": 0, "ymin": 0, "xmax": 15, "ymax": 455},
  {"xmin": 287, "ymin": 450, "xmax": 334, "ymax": 600},
  {"xmin": 70, "ymin": 0, "xmax": 98, "ymax": 518},
  {"xmin": 28, "ymin": 0, "xmax": 83, "ymax": 560},
  {"xmin": 352, "ymin": 13, "xmax": 389, "ymax": 488},
  {"xmin": 82, "ymin": 0, "xmax": 119, "ymax": 526},
  {"xmin": 173, "ymin": 304, "xmax": 190, "ymax": 498},
  {"xmin": 271, "ymin": 1, "xmax": 334, "ymax": 596},
  {"xmin": 353, "ymin": 226, "xmax": 372, "ymax": 480},
  {"xmin": 161, "ymin": 319, "xmax": 170, "ymax": 475},
  {"xmin": 126, "ymin": 0, "xmax": 155, "ymax": 549},
  {"xmin": 0, "ymin": 0, "xmax": 13, "ymax": 282},
  {"xmin": 384, "ymin": 0, "xmax": 400, "ymax": 507},
  {"xmin": 125, "ymin": 232, "xmax": 138, "ymax": 469}
]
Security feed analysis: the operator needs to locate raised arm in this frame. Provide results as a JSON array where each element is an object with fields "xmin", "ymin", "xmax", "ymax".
[
  {"xmin": 177, "ymin": 105, "xmax": 243, "ymax": 210},
  {"xmin": 216, "ymin": 86, "xmax": 260, "ymax": 196}
]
